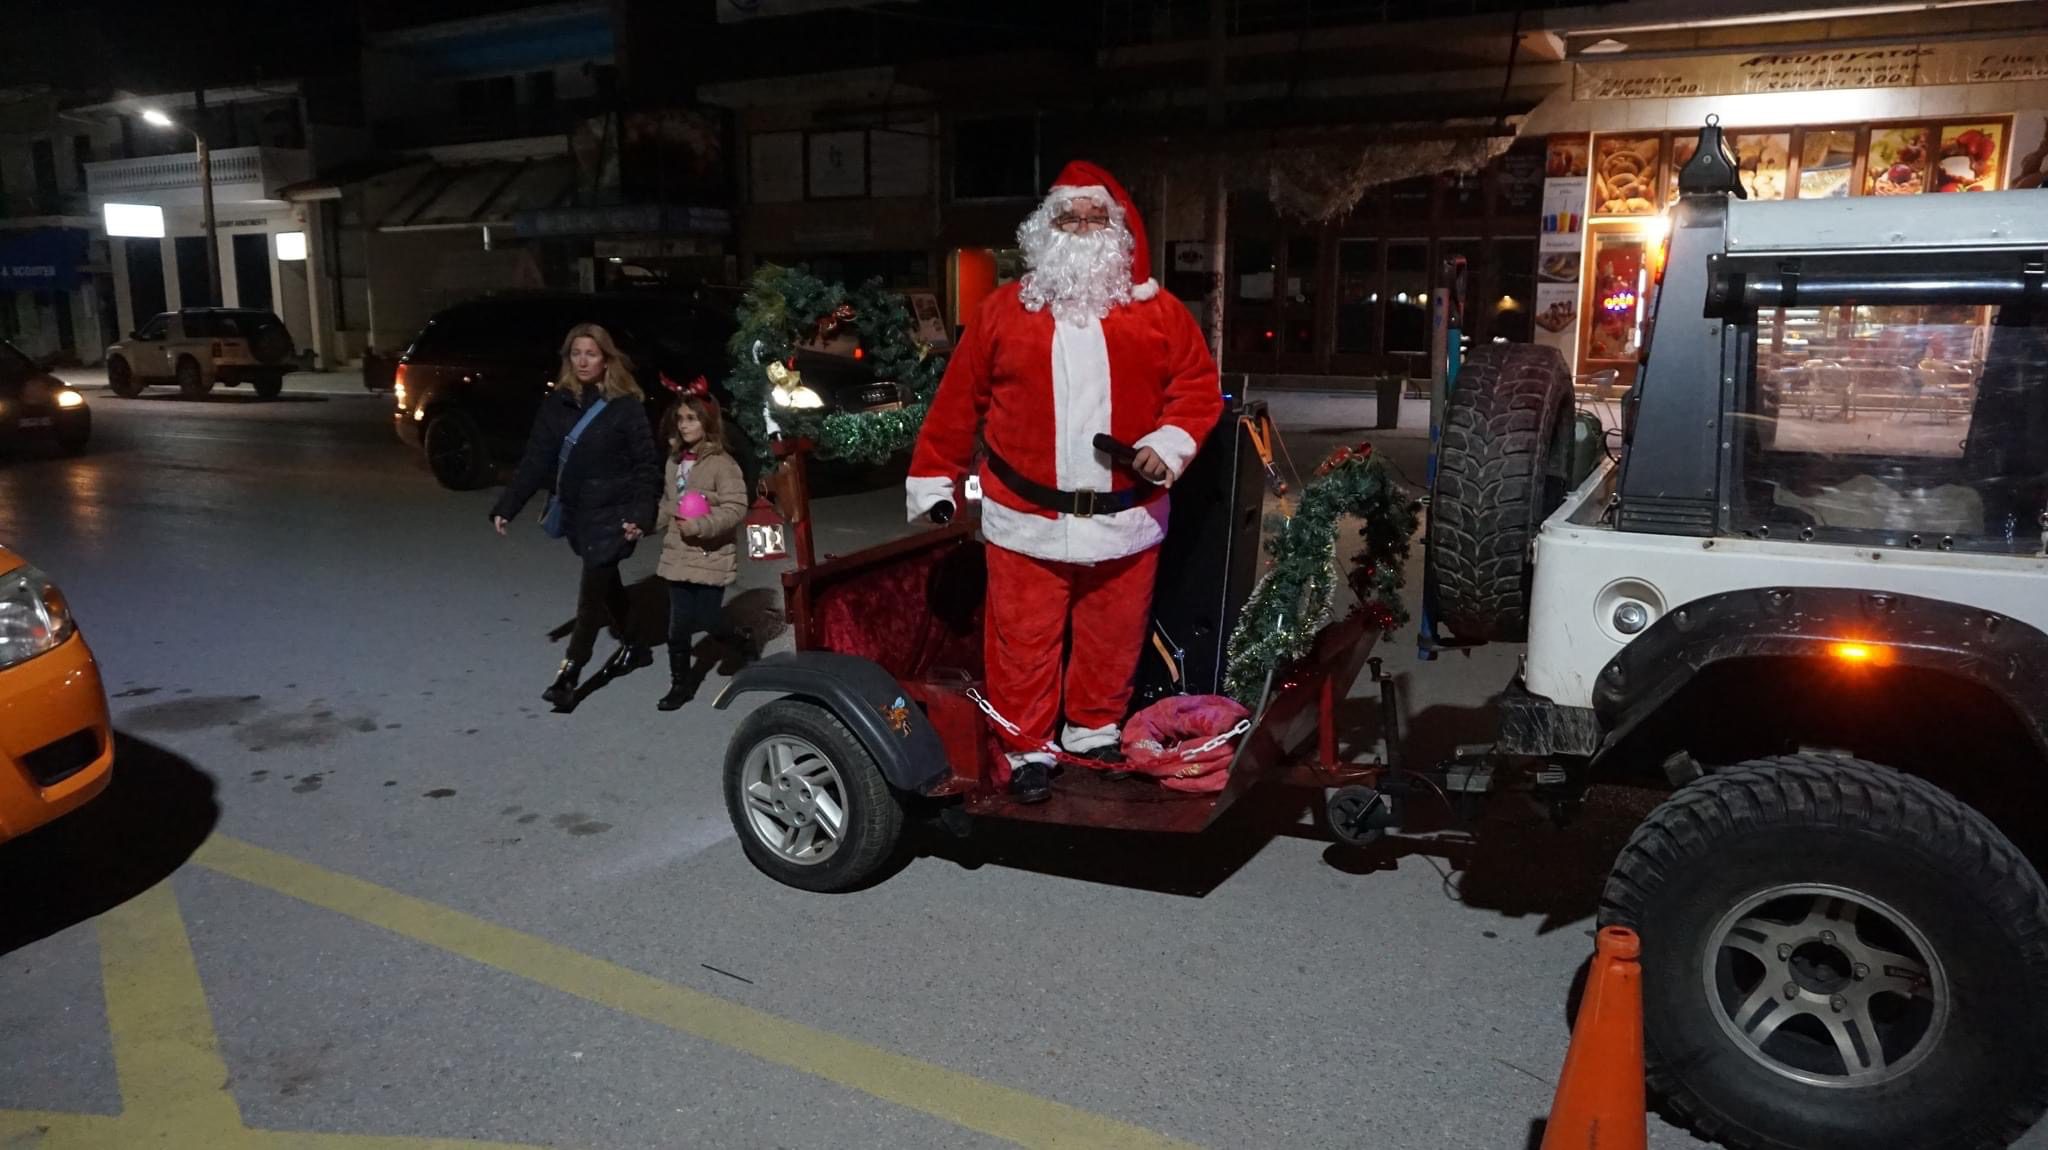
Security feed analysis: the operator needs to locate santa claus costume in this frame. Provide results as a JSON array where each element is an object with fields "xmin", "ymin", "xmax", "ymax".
[{"xmin": 906, "ymin": 160, "xmax": 1223, "ymax": 799}]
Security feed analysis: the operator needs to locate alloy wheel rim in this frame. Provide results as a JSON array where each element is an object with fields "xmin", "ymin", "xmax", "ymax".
[
  {"xmin": 739, "ymin": 735, "xmax": 848, "ymax": 866},
  {"xmin": 1702, "ymin": 882, "xmax": 1948, "ymax": 1088}
]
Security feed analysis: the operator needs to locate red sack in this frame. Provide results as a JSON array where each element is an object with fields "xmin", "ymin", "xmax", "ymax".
[{"xmin": 1120, "ymin": 695, "xmax": 1253, "ymax": 793}]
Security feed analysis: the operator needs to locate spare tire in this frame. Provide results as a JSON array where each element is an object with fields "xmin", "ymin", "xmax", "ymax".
[
  {"xmin": 247, "ymin": 317, "xmax": 294, "ymax": 366},
  {"xmin": 1428, "ymin": 343, "xmax": 1574, "ymax": 643}
]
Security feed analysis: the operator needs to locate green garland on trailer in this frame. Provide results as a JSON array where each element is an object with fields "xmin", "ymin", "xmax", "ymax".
[{"xmin": 721, "ymin": 264, "xmax": 949, "ymax": 470}]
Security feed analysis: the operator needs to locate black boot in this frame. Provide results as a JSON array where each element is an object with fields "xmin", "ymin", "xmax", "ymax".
[
  {"xmin": 602, "ymin": 643, "xmax": 654, "ymax": 676},
  {"xmin": 1008, "ymin": 760, "xmax": 1052, "ymax": 804},
  {"xmin": 542, "ymin": 658, "xmax": 583, "ymax": 708},
  {"xmin": 657, "ymin": 648, "xmax": 693, "ymax": 711}
]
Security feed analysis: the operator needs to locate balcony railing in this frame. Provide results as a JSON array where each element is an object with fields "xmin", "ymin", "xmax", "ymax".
[{"xmin": 84, "ymin": 147, "xmax": 312, "ymax": 206}]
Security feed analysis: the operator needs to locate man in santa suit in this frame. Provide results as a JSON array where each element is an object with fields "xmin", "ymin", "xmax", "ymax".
[{"xmin": 906, "ymin": 160, "xmax": 1223, "ymax": 803}]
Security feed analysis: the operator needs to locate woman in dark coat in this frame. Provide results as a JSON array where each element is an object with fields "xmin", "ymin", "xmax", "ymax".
[{"xmin": 491, "ymin": 323, "xmax": 662, "ymax": 708}]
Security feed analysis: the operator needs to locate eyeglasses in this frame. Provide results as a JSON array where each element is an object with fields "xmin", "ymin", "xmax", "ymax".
[{"xmin": 1053, "ymin": 212, "xmax": 1114, "ymax": 233}]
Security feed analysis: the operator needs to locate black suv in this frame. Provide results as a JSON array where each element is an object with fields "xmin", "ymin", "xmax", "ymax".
[{"xmin": 393, "ymin": 292, "xmax": 738, "ymax": 490}]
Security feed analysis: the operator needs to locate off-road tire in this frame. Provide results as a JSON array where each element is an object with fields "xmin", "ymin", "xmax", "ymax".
[
  {"xmin": 106, "ymin": 356, "xmax": 144, "ymax": 397},
  {"xmin": 253, "ymin": 372, "xmax": 285, "ymax": 400},
  {"xmin": 423, "ymin": 410, "xmax": 492, "ymax": 490},
  {"xmin": 1428, "ymin": 343, "xmax": 1573, "ymax": 642},
  {"xmin": 1601, "ymin": 755, "xmax": 2048, "ymax": 1150},
  {"xmin": 724, "ymin": 699, "xmax": 906, "ymax": 893},
  {"xmin": 175, "ymin": 356, "xmax": 212, "ymax": 399}
]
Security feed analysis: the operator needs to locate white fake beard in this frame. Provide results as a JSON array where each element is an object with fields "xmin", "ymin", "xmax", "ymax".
[{"xmin": 1016, "ymin": 209, "xmax": 1134, "ymax": 326}]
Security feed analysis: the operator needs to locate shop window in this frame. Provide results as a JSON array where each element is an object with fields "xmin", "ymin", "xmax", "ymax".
[
  {"xmin": 1284, "ymin": 236, "xmax": 1318, "ymax": 354},
  {"xmin": 456, "ymin": 77, "xmax": 517, "ymax": 136},
  {"xmin": 527, "ymin": 71, "xmax": 556, "ymax": 111},
  {"xmin": 1385, "ymin": 240, "xmax": 1429, "ymax": 353},
  {"xmin": 1230, "ymin": 235, "xmax": 1278, "ymax": 359},
  {"xmin": 953, "ymin": 116, "xmax": 1036, "ymax": 200},
  {"xmin": 1493, "ymin": 238, "xmax": 1536, "ymax": 345},
  {"xmin": 1388, "ymin": 176, "xmax": 1432, "ymax": 218},
  {"xmin": 1335, "ymin": 239, "xmax": 1381, "ymax": 355},
  {"xmin": 31, "ymin": 140, "xmax": 58, "ymax": 207},
  {"xmin": 1445, "ymin": 170, "xmax": 1486, "ymax": 220}
]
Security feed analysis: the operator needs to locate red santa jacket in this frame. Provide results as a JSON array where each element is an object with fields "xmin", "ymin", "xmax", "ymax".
[{"xmin": 906, "ymin": 282, "xmax": 1223, "ymax": 565}]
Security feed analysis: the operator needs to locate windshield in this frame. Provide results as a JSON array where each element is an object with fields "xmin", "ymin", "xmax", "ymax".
[{"xmin": 1732, "ymin": 301, "xmax": 2047, "ymax": 552}]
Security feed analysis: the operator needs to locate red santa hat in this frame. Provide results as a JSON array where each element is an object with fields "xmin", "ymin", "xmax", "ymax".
[{"xmin": 1044, "ymin": 160, "xmax": 1159, "ymax": 301}]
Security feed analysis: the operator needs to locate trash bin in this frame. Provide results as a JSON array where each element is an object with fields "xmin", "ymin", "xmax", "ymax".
[{"xmin": 1375, "ymin": 374, "xmax": 1403, "ymax": 429}]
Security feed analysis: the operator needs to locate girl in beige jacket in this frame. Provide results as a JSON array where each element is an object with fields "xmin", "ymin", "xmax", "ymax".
[{"xmin": 654, "ymin": 393, "xmax": 752, "ymax": 710}]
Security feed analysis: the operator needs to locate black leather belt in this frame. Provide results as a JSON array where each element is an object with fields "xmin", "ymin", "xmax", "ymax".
[{"xmin": 982, "ymin": 448, "xmax": 1161, "ymax": 518}]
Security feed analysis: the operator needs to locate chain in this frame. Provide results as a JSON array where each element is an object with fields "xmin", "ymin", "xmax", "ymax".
[{"xmin": 1180, "ymin": 718, "xmax": 1252, "ymax": 759}]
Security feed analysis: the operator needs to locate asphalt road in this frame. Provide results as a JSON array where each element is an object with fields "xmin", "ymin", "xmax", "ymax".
[{"xmin": 0, "ymin": 381, "xmax": 1733, "ymax": 1149}]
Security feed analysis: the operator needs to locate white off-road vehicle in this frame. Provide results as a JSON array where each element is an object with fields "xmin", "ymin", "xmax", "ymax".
[
  {"xmin": 104, "ymin": 307, "xmax": 296, "ymax": 400},
  {"xmin": 1428, "ymin": 122, "xmax": 2048, "ymax": 1149}
]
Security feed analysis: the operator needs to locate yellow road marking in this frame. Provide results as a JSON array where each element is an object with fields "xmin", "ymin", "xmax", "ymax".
[
  {"xmin": 97, "ymin": 881, "xmax": 243, "ymax": 1134},
  {"xmin": 194, "ymin": 835, "xmax": 1197, "ymax": 1150},
  {"xmin": 0, "ymin": 878, "xmax": 550, "ymax": 1150}
]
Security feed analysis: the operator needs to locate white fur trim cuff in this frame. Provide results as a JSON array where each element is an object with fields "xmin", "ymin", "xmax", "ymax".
[
  {"xmin": 1134, "ymin": 424, "xmax": 1200, "ymax": 484},
  {"xmin": 905, "ymin": 475, "xmax": 955, "ymax": 522},
  {"xmin": 1007, "ymin": 750, "xmax": 1057, "ymax": 769},
  {"xmin": 1131, "ymin": 278, "xmax": 1160, "ymax": 300},
  {"xmin": 1062, "ymin": 723, "xmax": 1119, "ymax": 754}
]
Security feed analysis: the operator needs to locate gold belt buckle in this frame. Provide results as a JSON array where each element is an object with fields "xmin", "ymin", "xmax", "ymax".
[{"xmin": 1073, "ymin": 488, "xmax": 1097, "ymax": 518}]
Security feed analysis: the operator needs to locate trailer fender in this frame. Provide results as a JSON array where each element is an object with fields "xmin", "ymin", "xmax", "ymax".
[{"xmin": 713, "ymin": 652, "xmax": 953, "ymax": 794}]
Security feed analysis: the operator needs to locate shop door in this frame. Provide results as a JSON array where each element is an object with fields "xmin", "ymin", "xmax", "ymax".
[
  {"xmin": 1578, "ymin": 221, "xmax": 1657, "ymax": 396},
  {"xmin": 233, "ymin": 233, "xmax": 273, "ymax": 312}
]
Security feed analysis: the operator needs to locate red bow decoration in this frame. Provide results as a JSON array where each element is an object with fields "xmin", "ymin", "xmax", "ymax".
[
  {"xmin": 661, "ymin": 373, "xmax": 713, "ymax": 401},
  {"xmin": 1314, "ymin": 441, "xmax": 1373, "ymax": 477}
]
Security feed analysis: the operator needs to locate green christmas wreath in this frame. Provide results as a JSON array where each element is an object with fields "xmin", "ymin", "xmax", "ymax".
[
  {"xmin": 722, "ymin": 264, "xmax": 950, "ymax": 469},
  {"xmin": 1222, "ymin": 444, "xmax": 1417, "ymax": 704}
]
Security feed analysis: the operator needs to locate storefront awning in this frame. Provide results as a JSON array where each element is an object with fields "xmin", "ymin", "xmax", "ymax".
[
  {"xmin": 0, "ymin": 227, "xmax": 87, "ymax": 290},
  {"xmin": 374, "ymin": 157, "xmax": 580, "ymax": 232}
]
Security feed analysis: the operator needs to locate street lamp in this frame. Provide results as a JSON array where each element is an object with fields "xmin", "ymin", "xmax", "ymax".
[{"xmin": 140, "ymin": 107, "xmax": 220, "ymax": 307}]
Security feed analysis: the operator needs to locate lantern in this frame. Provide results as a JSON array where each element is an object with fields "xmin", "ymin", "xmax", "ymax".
[{"xmin": 744, "ymin": 496, "xmax": 788, "ymax": 560}]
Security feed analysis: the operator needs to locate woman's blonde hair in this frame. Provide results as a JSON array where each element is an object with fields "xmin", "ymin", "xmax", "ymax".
[{"xmin": 557, "ymin": 323, "xmax": 645, "ymax": 402}]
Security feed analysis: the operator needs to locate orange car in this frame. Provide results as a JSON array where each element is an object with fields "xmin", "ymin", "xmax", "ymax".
[{"xmin": 0, "ymin": 548, "xmax": 113, "ymax": 842}]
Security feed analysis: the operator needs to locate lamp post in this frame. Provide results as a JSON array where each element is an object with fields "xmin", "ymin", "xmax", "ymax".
[{"xmin": 141, "ymin": 107, "xmax": 220, "ymax": 307}]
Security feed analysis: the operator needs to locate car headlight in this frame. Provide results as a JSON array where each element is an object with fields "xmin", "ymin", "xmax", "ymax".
[
  {"xmin": 771, "ymin": 385, "xmax": 825, "ymax": 410},
  {"xmin": 0, "ymin": 566, "xmax": 77, "ymax": 669},
  {"xmin": 56, "ymin": 389, "xmax": 86, "ymax": 409}
]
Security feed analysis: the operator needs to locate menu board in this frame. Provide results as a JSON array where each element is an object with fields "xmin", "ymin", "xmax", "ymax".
[
  {"xmin": 1593, "ymin": 134, "xmax": 1662, "ymax": 215},
  {"xmin": 1496, "ymin": 146, "xmax": 1546, "ymax": 215},
  {"xmin": 1798, "ymin": 129, "xmax": 1857, "ymax": 198},
  {"xmin": 1665, "ymin": 136, "xmax": 1698, "ymax": 205},
  {"xmin": 1866, "ymin": 126, "xmax": 1930, "ymax": 195},
  {"xmin": 1732, "ymin": 133, "xmax": 1791, "ymax": 201},
  {"xmin": 1935, "ymin": 123, "xmax": 2004, "ymax": 192}
]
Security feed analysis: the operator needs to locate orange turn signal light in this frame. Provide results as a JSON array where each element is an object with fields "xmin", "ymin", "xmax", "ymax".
[{"xmin": 1830, "ymin": 642, "xmax": 1889, "ymax": 665}]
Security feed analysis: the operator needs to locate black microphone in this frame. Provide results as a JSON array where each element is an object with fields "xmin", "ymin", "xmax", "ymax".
[
  {"xmin": 928, "ymin": 500, "xmax": 955, "ymax": 525},
  {"xmin": 1093, "ymin": 433, "xmax": 1138, "ymax": 467}
]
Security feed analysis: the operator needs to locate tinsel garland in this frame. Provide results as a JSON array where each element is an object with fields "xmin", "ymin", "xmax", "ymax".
[
  {"xmin": 1222, "ymin": 443, "xmax": 1417, "ymax": 704},
  {"xmin": 723, "ymin": 264, "xmax": 949, "ymax": 470}
]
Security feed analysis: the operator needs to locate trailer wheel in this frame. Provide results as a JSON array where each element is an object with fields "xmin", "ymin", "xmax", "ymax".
[
  {"xmin": 1601, "ymin": 755, "xmax": 2048, "ymax": 1150},
  {"xmin": 724, "ymin": 699, "xmax": 906, "ymax": 893},
  {"xmin": 1427, "ymin": 343, "xmax": 1573, "ymax": 642}
]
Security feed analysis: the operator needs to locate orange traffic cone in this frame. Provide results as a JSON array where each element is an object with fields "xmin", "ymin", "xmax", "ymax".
[{"xmin": 1541, "ymin": 925, "xmax": 1647, "ymax": 1150}]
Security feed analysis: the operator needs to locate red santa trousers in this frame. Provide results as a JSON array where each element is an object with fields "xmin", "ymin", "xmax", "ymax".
[{"xmin": 984, "ymin": 541, "xmax": 1159, "ymax": 750}]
